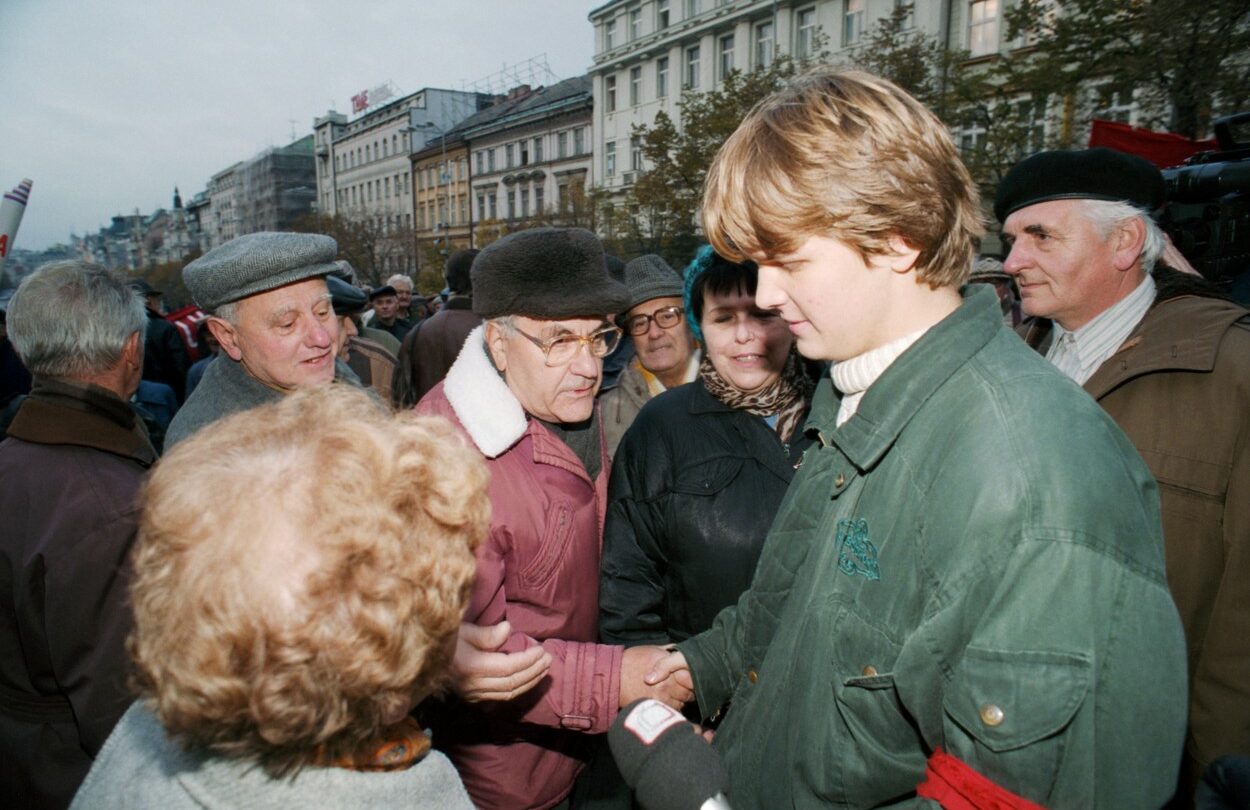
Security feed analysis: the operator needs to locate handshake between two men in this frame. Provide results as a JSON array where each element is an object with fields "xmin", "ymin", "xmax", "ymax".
[{"xmin": 453, "ymin": 621, "xmax": 693, "ymax": 710}]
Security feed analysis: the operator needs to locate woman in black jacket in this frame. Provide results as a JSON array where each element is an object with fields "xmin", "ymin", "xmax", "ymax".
[{"xmin": 599, "ymin": 247, "xmax": 816, "ymax": 647}]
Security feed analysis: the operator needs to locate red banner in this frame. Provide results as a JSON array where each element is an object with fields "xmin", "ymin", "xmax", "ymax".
[{"xmin": 1089, "ymin": 119, "xmax": 1218, "ymax": 169}]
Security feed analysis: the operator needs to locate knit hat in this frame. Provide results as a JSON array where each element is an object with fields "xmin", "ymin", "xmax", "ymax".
[
  {"xmin": 444, "ymin": 249, "xmax": 479, "ymax": 294},
  {"xmin": 183, "ymin": 232, "xmax": 339, "ymax": 311},
  {"xmin": 471, "ymin": 227, "xmax": 630, "ymax": 319},
  {"xmin": 682, "ymin": 245, "xmax": 720, "ymax": 343},
  {"xmin": 327, "ymin": 274, "xmax": 368, "ymax": 316},
  {"xmin": 622, "ymin": 254, "xmax": 684, "ymax": 313},
  {"xmin": 994, "ymin": 148, "xmax": 1166, "ymax": 222}
]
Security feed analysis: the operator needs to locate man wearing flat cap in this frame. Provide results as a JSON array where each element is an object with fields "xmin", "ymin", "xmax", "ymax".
[
  {"xmin": 327, "ymin": 273, "xmax": 398, "ymax": 401},
  {"xmin": 998, "ymin": 147, "xmax": 1250, "ymax": 802},
  {"xmin": 599, "ymin": 254, "xmax": 700, "ymax": 457},
  {"xmin": 165, "ymin": 232, "xmax": 358, "ymax": 447},
  {"xmin": 414, "ymin": 227, "xmax": 692, "ymax": 810}
]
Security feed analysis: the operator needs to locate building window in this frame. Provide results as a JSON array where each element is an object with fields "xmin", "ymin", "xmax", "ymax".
[
  {"xmin": 844, "ymin": 0, "xmax": 864, "ymax": 47},
  {"xmin": 478, "ymin": 194, "xmax": 486, "ymax": 221},
  {"xmin": 606, "ymin": 17, "xmax": 617, "ymax": 49},
  {"xmin": 656, "ymin": 57, "xmax": 669, "ymax": 98},
  {"xmin": 384, "ymin": 177, "xmax": 391, "ymax": 198},
  {"xmin": 968, "ymin": 0, "xmax": 999, "ymax": 56},
  {"xmin": 754, "ymin": 21, "xmax": 775, "ymax": 68},
  {"xmin": 507, "ymin": 190, "xmax": 516, "ymax": 219},
  {"xmin": 521, "ymin": 188, "xmax": 530, "ymax": 218},
  {"xmin": 630, "ymin": 66, "xmax": 642, "ymax": 106},
  {"xmin": 685, "ymin": 45, "xmax": 701, "ymax": 89},
  {"xmin": 606, "ymin": 75, "xmax": 617, "ymax": 112},
  {"xmin": 719, "ymin": 34, "xmax": 735, "ymax": 80},
  {"xmin": 631, "ymin": 136, "xmax": 642, "ymax": 171},
  {"xmin": 366, "ymin": 144, "xmax": 372, "ymax": 162},
  {"xmin": 605, "ymin": 141, "xmax": 617, "ymax": 177},
  {"xmin": 685, "ymin": 0, "xmax": 700, "ymax": 19},
  {"xmin": 488, "ymin": 149, "xmax": 496, "ymax": 172},
  {"xmin": 895, "ymin": 0, "xmax": 915, "ymax": 29},
  {"xmin": 574, "ymin": 127, "xmax": 585, "ymax": 155},
  {"xmin": 630, "ymin": 6, "xmax": 642, "ymax": 40},
  {"xmin": 520, "ymin": 141, "xmax": 529, "ymax": 166},
  {"xmin": 656, "ymin": 0, "xmax": 670, "ymax": 29},
  {"xmin": 476, "ymin": 152, "xmax": 484, "ymax": 174},
  {"xmin": 1093, "ymin": 82, "xmax": 1135, "ymax": 124},
  {"xmin": 535, "ymin": 185, "xmax": 544, "ymax": 214},
  {"xmin": 488, "ymin": 192, "xmax": 497, "ymax": 219},
  {"xmin": 505, "ymin": 144, "xmax": 515, "ymax": 168},
  {"xmin": 534, "ymin": 136, "xmax": 544, "ymax": 163},
  {"xmin": 558, "ymin": 131, "xmax": 568, "ymax": 158},
  {"xmin": 796, "ymin": 7, "xmax": 817, "ymax": 59}
]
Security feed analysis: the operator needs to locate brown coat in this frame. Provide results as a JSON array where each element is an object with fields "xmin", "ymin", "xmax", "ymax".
[
  {"xmin": 1023, "ymin": 268, "xmax": 1250, "ymax": 795},
  {"xmin": 0, "ymin": 378, "xmax": 156, "ymax": 809},
  {"xmin": 393, "ymin": 296, "xmax": 481, "ymax": 409}
]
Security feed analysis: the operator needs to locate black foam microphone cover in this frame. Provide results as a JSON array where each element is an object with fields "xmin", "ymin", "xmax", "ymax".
[{"xmin": 609, "ymin": 698, "xmax": 731, "ymax": 810}]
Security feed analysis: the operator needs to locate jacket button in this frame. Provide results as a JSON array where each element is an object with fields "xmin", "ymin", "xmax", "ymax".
[
  {"xmin": 862, "ymin": 665, "xmax": 878, "ymax": 677},
  {"xmin": 835, "ymin": 473, "xmax": 846, "ymax": 487},
  {"xmin": 979, "ymin": 703, "xmax": 1004, "ymax": 727},
  {"xmin": 747, "ymin": 669, "xmax": 758, "ymax": 683}
]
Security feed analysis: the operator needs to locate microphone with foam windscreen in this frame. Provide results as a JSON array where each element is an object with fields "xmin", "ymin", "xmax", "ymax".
[{"xmin": 608, "ymin": 698, "xmax": 732, "ymax": 810}]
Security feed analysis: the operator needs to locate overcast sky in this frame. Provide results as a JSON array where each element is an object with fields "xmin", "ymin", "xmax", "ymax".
[{"xmin": 0, "ymin": 0, "xmax": 597, "ymax": 251}]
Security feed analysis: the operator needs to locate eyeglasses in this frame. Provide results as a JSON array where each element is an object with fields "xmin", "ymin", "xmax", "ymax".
[
  {"xmin": 625, "ymin": 305, "xmax": 685, "ymax": 336},
  {"xmin": 514, "ymin": 324, "xmax": 623, "ymax": 367}
]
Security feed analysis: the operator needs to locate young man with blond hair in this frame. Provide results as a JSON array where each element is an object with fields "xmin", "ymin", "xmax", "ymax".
[{"xmin": 642, "ymin": 69, "xmax": 1186, "ymax": 807}]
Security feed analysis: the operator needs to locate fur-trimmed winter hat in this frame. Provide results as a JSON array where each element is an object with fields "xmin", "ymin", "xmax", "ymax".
[
  {"xmin": 994, "ymin": 148, "xmax": 1165, "ymax": 222},
  {"xmin": 472, "ymin": 228, "xmax": 630, "ymax": 319},
  {"xmin": 183, "ymin": 232, "xmax": 338, "ymax": 312}
]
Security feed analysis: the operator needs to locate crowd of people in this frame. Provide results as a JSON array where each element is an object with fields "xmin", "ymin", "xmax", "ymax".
[{"xmin": 1, "ymin": 66, "xmax": 1247, "ymax": 810}]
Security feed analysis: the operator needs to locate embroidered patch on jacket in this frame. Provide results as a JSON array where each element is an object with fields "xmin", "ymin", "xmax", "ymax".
[{"xmin": 836, "ymin": 518, "xmax": 880, "ymax": 581}]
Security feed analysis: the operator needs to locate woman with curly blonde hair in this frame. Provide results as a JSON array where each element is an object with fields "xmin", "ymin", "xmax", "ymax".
[{"xmin": 71, "ymin": 385, "xmax": 489, "ymax": 809}]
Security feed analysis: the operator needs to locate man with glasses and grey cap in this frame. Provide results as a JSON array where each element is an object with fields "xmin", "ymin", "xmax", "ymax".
[
  {"xmin": 414, "ymin": 227, "xmax": 693, "ymax": 810},
  {"xmin": 599, "ymin": 254, "xmax": 700, "ymax": 457},
  {"xmin": 165, "ymin": 232, "xmax": 359, "ymax": 447}
]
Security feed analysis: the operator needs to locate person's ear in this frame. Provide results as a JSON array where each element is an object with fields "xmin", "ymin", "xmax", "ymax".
[
  {"xmin": 122, "ymin": 330, "xmax": 143, "ymax": 371},
  {"xmin": 207, "ymin": 317, "xmax": 243, "ymax": 361},
  {"xmin": 883, "ymin": 236, "xmax": 922, "ymax": 275},
  {"xmin": 1111, "ymin": 217, "xmax": 1148, "ymax": 273},
  {"xmin": 484, "ymin": 321, "xmax": 509, "ymax": 373}
]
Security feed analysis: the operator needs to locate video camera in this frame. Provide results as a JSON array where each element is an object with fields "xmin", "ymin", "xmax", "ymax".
[{"xmin": 1159, "ymin": 113, "xmax": 1250, "ymax": 293}]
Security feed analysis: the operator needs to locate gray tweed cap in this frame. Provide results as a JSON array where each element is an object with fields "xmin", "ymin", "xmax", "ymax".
[
  {"xmin": 622, "ymin": 254, "xmax": 683, "ymax": 312},
  {"xmin": 183, "ymin": 232, "xmax": 339, "ymax": 311}
]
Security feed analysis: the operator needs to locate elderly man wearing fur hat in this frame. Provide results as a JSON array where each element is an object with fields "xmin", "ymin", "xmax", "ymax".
[
  {"xmin": 165, "ymin": 232, "xmax": 359, "ymax": 447},
  {"xmin": 599, "ymin": 254, "xmax": 700, "ymax": 457},
  {"xmin": 998, "ymin": 147, "xmax": 1250, "ymax": 804},
  {"xmin": 414, "ymin": 227, "xmax": 692, "ymax": 810}
]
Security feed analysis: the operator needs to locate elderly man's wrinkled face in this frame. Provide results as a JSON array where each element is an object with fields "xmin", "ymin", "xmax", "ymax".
[
  {"xmin": 213, "ymin": 277, "xmax": 338, "ymax": 392},
  {"xmin": 394, "ymin": 285, "xmax": 413, "ymax": 311},
  {"xmin": 627, "ymin": 296, "xmax": 696, "ymax": 380},
  {"xmin": 1001, "ymin": 200, "xmax": 1130, "ymax": 331},
  {"xmin": 487, "ymin": 315, "xmax": 608, "ymax": 424},
  {"xmin": 373, "ymin": 294, "xmax": 399, "ymax": 322}
]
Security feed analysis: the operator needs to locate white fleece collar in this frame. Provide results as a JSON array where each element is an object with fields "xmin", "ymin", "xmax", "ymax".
[{"xmin": 443, "ymin": 324, "xmax": 528, "ymax": 458}]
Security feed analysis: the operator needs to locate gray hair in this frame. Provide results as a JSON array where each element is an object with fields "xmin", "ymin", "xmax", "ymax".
[
  {"xmin": 490, "ymin": 315, "xmax": 518, "ymax": 336},
  {"xmin": 7, "ymin": 260, "xmax": 147, "ymax": 378},
  {"xmin": 213, "ymin": 301, "xmax": 239, "ymax": 324},
  {"xmin": 1079, "ymin": 199, "xmax": 1166, "ymax": 273},
  {"xmin": 386, "ymin": 274, "xmax": 414, "ymax": 292}
]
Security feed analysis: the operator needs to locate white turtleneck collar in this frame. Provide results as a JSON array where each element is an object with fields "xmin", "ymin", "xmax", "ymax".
[{"xmin": 831, "ymin": 326, "xmax": 929, "ymax": 427}]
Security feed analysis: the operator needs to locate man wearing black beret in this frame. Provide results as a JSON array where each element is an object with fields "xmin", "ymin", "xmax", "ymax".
[
  {"xmin": 413, "ymin": 227, "xmax": 693, "ymax": 810},
  {"xmin": 998, "ymin": 148, "xmax": 1250, "ymax": 804},
  {"xmin": 165, "ymin": 232, "xmax": 360, "ymax": 446}
]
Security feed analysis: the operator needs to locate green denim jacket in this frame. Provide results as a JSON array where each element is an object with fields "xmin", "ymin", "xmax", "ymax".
[{"xmin": 679, "ymin": 287, "xmax": 1187, "ymax": 809}]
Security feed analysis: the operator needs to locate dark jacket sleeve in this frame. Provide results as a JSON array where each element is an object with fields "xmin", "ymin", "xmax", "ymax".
[{"xmin": 600, "ymin": 411, "xmax": 672, "ymax": 647}]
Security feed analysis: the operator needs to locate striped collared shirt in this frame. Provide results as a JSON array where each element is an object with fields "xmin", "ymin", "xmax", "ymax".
[{"xmin": 1046, "ymin": 274, "xmax": 1156, "ymax": 385}]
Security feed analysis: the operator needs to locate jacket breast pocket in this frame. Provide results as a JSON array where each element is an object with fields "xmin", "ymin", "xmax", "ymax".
[
  {"xmin": 670, "ymin": 457, "xmax": 744, "ymax": 496},
  {"xmin": 941, "ymin": 647, "xmax": 1090, "ymax": 794},
  {"xmin": 517, "ymin": 501, "xmax": 575, "ymax": 591}
]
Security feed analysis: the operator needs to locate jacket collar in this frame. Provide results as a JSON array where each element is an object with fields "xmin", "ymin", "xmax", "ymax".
[
  {"xmin": 7, "ymin": 376, "xmax": 156, "ymax": 466},
  {"xmin": 1021, "ymin": 267, "xmax": 1248, "ymax": 398},
  {"xmin": 810, "ymin": 285, "xmax": 1001, "ymax": 472},
  {"xmin": 442, "ymin": 324, "xmax": 529, "ymax": 458},
  {"xmin": 444, "ymin": 295, "xmax": 474, "ymax": 311}
]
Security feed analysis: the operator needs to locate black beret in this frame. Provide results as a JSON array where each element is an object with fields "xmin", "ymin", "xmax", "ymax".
[
  {"xmin": 326, "ymin": 274, "xmax": 367, "ymax": 316},
  {"xmin": 994, "ymin": 148, "xmax": 1165, "ymax": 223},
  {"xmin": 368, "ymin": 285, "xmax": 397, "ymax": 301},
  {"xmin": 472, "ymin": 228, "xmax": 630, "ymax": 320}
]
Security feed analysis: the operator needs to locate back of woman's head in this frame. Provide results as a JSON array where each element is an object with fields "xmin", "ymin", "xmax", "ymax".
[{"xmin": 130, "ymin": 385, "xmax": 489, "ymax": 776}]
